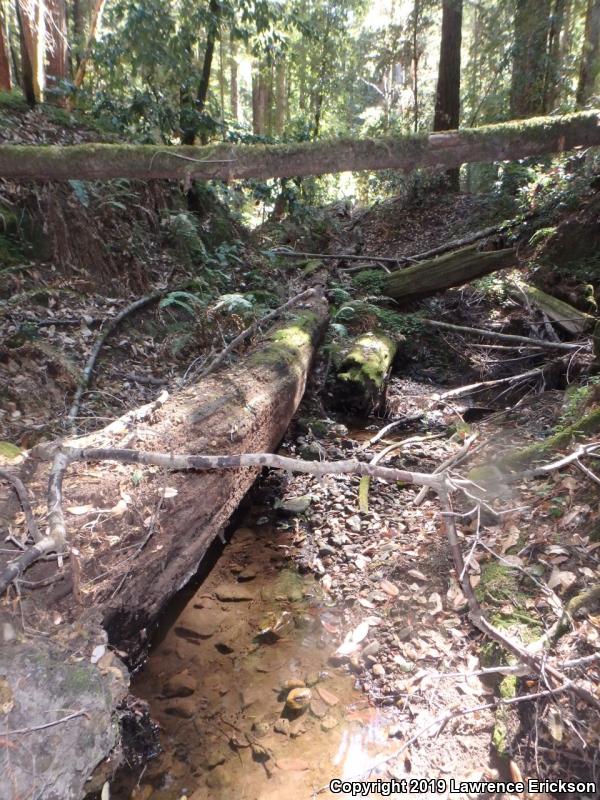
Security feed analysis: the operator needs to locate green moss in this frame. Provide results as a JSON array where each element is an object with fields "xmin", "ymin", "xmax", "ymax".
[
  {"xmin": 500, "ymin": 406, "xmax": 600, "ymax": 469},
  {"xmin": 249, "ymin": 311, "xmax": 319, "ymax": 370},
  {"xmin": 499, "ymin": 674, "xmax": 517, "ymax": 699},
  {"xmin": 492, "ymin": 712, "xmax": 508, "ymax": 755},
  {"xmin": 0, "ymin": 234, "xmax": 23, "ymax": 266},
  {"xmin": 352, "ymin": 270, "xmax": 387, "ymax": 294},
  {"xmin": 337, "ymin": 332, "xmax": 396, "ymax": 389}
]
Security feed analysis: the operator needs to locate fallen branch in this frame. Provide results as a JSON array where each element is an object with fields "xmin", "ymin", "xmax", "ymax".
[
  {"xmin": 414, "ymin": 434, "xmax": 478, "ymax": 505},
  {"xmin": 0, "ymin": 468, "xmax": 40, "ymax": 543},
  {"xmin": 420, "ymin": 318, "xmax": 584, "ymax": 352},
  {"xmin": 269, "ymin": 248, "xmax": 405, "ymax": 265},
  {"xmin": 66, "ymin": 289, "xmax": 168, "ymax": 429},
  {"xmin": 440, "ymin": 490, "xmax": 600, "ymax": 711},
  {"xmin": 0, "ymin": 445, "xmax": 450, "ymax": 593},
  {"xmin": 517, "ymin": 442, "xmax": 600, "ymax": 479},
  {"xmin": 360, "ymin": 412, "xmax": 424, "ymax": 449},
  {"xmin": 189, "ymin": 287, "xmax": 317, "ymax": 382},
  {"xmin": 439, "ymin": 361, "xmax": 562, "ymax": 400}
]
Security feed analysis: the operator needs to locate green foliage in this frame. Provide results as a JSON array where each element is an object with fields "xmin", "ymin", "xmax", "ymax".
[
  {"xmin": 351, "ymin": 269, "xmax": 386, "ymax": 294},
  {"xmin": 159, "ymin": 290, "xmax": 206, "ymax": 316},
  {"xmin": 165, "ymin": 212, "xmax": 207, "ymax": 266}
]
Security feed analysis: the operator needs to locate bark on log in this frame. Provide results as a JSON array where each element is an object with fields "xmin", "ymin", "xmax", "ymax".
[
  {"xmin": 0, "ymin": 294, "xmax": 328, "ymax": 646},
  {"xmin": 333, "ymin": 332, "xmax": 398, "ymax": 413},
  {"xmin": 383, "ymin": 245, "xmax": 517, "ymax": 302},
  {"xmin": 508, "ymin": 283, "xmax": 596, "ymax": 335},
  {"xmin": 0, "ymin": 112, "xmax": 599, "ymax": 182}
]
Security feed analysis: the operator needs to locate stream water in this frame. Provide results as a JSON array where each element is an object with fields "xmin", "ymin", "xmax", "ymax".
[{"xmin": 113, "ymin": 496, "xmax": 397, "ymax": 800}]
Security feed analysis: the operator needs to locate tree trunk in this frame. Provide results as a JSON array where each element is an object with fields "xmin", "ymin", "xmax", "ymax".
[
  {"xmin": 191, "ymin": 0, "xmax": 219, "ymax": 145},
  {"xmin": 576, "ymin": 0, "xmax": 600, "ymax": 108},
  {"xmin": 229, "ymin": 29, "xmax": 238, "ymax": 122},
  {"xmin": 508, "ymin": 283, "xmax": 595, "ymax": 334},
  {"xmin": 73, "ymin": 0, "xmax": 105, "ymax": 90},
  {"xmin": 544, "ymin": 0, "xmax": 566, "ymax": 110},
  {"xmin": 0, "ymin": 295, "xmax": 328, "ymax": 647},
  {"xmin": 17, "ymin": 0, "xmax": 45, "ymax": 104},
  {"xmin": 218, "ymin": 31, "xmax": 225, "ymax": 134},
  {"xmin": 15, "ymin": 0, "xmax": 35, "ymax": 104},
  {"xmin": 383, "ymin": 245, "xmax": 517, "ymax": 302},
  {"xmin": 0, "ymin": 0, "xmax": 11, "ymax": 91},
  {"xmin": 333, "ymin": 332, "xmax": 398, "ymax": 414},
  {"xmin": 510, "ymin": 0, "xmax": 552, "ymax": 118},
  {"xmin": 251, "ymin": 70, "xmax": 260, "ymax": 134},
  {"xmin": 411, "ymin": 0, "xmax": 420, "ymax": 131},
  {"xmin": 46, "ymin": 0, "xmax": 67, "ymax": 103},
  {"xmin": 275, "ymin": 58, "xmax": 286, "ymax": 135},
  {"xmin": 433, "ymin": 0, "xmax": 463, "ymax": 190},
  {"xmin": 1, "ymin": 111, "xmax": 598, "ymax": 182}
]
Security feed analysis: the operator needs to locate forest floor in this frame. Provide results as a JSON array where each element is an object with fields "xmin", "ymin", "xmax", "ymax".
[{"xmin": 0, "ymin": 102, "xmax": 599, "ymax": 800}]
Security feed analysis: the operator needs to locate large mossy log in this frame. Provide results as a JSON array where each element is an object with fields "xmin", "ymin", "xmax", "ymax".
[
  {"xmin": 333, "ymin": 332, "xmax": 398, "ymax": 413},
  {"xmin": 508, "ymin": 283, "xmax": 596, "ymax": 335},
  {"xmin": 0, "ymin": 112, "xmax": 599, "ymax": 181},
  {"xmin": 0, "ymin": 294, "xmax": 328, "ymax": 647},
  {"xmin": 383, "ymin": 245, "xmax": 517, "ymax": 302}
]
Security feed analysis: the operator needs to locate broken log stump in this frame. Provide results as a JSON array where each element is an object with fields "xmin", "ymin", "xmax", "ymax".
[
  {"xmin": 333, "ymin": 331, "xmax": 398, "ymax": 413},
  {"xmin": 508, "ymin": 283, "xmax": 596, "ymax": 335},
  {"xmin": 383, "ymin": 244, "xmax": 517, "ymax": 302}
]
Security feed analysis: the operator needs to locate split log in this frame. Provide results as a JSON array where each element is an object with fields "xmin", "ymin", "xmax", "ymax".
[
  {"xmin": 508, "ymin": 283, "xmax": 596, "ymax": 335},
  {"xmin": 383, "ymin": 245, "xmax": 517, "ymax": 302},
  {"xmin": 0, "ymin": 112, "xmax": 599, "ymax": 182},
  {"xmin": 333, "ymin": 332, "xmax": 398, "ymax": 413},
  {"xmin": 0, "ymin": 293, "xmax": 328, "ymax": 644}
]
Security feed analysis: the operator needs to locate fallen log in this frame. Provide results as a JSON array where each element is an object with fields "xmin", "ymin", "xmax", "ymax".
[
  {"xmin": 383, "ymin": 245, "xmax": 517, "ymax": 302},
  {"xmin": 332, "ymin": 331, "xmax": 398, "ymax": 413},
  {"xmin": 1, "ymin": 112, "xmax": 599, "ymax": 182},
  {"xmin": 508, "ymin": 283, "xmax": 596, "ymax": 335},
  {"xmin": 0, "ymin": 293, "xmax": 328, "ymax": 643}
]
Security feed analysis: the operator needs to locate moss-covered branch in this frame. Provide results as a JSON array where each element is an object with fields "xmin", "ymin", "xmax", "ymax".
[{"xmin": 0, "ymin": 112, "xmax": 599, "ymax": 181}]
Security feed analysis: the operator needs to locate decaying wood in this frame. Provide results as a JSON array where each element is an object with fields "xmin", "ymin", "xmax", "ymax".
[
  {"xmin": 419, "ymin": 317, "xmax": 585, "ymax": 351},
  {"xmin": 1, "ymin": 112, "xmax": 599, "ymax": 182},
  {"xmin": 0, "ymin": 297, "xmax": 329, "ymax": 633},
  {"xmin": 508, "ymin": 282, "xmax": 596, "ymax": 335},
  {"xmin": 333, "ymin": 332, "xmax": 398, "ymax": 413},
  {"xmin": 0, "ymin": 468, "xmax": 40, "ymax": 543},
  {"xmin": 194, "ymin": 287, "xmax": 318, "ymax": 380},
  {"xmin": 383, "ymin": 245, "xmax": 517, "ymax": 302},
  {"xmin": 439, "ymin": 358, "xmax": 565, "ymax": 400}
]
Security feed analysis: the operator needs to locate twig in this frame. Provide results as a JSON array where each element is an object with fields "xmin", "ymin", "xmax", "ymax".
[
  {"xmin": 414, "ymin": 434, "xmax": 478, "ymax": 506},
  {"xmin": 420, "ymin": 318, "xmax": 585, "ymax": 352},
  {"xmin": 516, "ymin": 442, "xmax": 600, "ymax": 479},
  {"xmin": 190, "ymin": 287, "xmax": 317, "ymax": 382},
  {"xmin": 268, "ymin": 248, "xmax": 404, "ymax": 265},
  {"xmin": 0, "ymin": 711, "xmax": 89, "ymax": 736},
  {"xmin": 361, "ymin": 412, "xmax": 424, "ymax": 449},
  {"xmin": 439, "ymin": 361, "xmax": 562, "ymax": 400},
  {"xmin": 66, "ymin": 289, "xmax": 168, "ymax": 428},
  {"xmin": 0, "ymin": 469, "xmax": 40, "ymax": 543}
]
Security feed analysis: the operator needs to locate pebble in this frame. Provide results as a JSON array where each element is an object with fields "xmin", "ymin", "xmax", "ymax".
[
  {"xmin": 252, "ymin": 721, "xmax": 270, "ymax": 737},
  {"xmin": 174, "ymin": 620, "xmax": 219, "ymax": 641},
  {"xmin": 372, "ymin": 663, "xmax": 386, "ymax": 678},
  {"xmin": 163, "ymin": 697, "xmax": 196, "ymax": 718},
  {"xmin": 162, "ymin": 671, "xmax": 197, "ymax": 698},
  {"xmin": 321, "ymin": 714, "xmax": 339, "ymax": 732},
  {"xmin": 238, "ymin": 565, "xmax": 258, "ymax": 582},
  {"xmin": 274, "ymin": 718, "xmax": 291, "ymax": 736},
  {"xmin": 214, "ymin": 584, "xmax": 254, "ymax": 602},
  {"xmin": 316, "ymin": 686, "xmax": 339, "ymax": 706}
]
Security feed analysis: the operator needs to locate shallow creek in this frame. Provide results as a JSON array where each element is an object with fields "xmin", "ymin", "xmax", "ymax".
[{"xmin": 114, "ymin": 500, "xmax": 397, "ymax": 800}]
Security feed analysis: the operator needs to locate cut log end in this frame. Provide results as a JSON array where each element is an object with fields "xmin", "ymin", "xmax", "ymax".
[{"xmin": 333, "ymin": 332, "xmax": 398, "ymax": 414}]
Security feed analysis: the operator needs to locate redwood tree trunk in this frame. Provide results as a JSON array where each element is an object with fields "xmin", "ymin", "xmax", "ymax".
[
  {"xmin": 73, "ymin": 0, "xmax": 105, "ymax": 90},
  {"xmin": 181, "ymin": 0, "xmax": 219, "ymax": 145},
  {"xmin": 433, "ymin": 0, "xmax": 462, "ymax": 190},
  {"xmin": 0, "ymin": 0, "xmax": 11, "ymax": 91},
  {"xmin": 229, "ymin": 29, "xmax": 238, "ymax": 122},
  {"xmin": 46, "ymin": 0, "xmax": 67, "ymax": 103},
  {"xmin": 576, "ymin": 0, "xmax": 600, "ymax": 108},
  {"xmin": 510, "ymin": 0, "xmax": 552, "ymax": 118},
  {"xmin": 16, "ymin": 0, "xmax": 35, "ymax": 104}
]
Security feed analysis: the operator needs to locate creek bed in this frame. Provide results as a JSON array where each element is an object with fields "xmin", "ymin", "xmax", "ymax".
[{"xmin": 111, "ymin": 499, "xmax": 395, "ymax": 800}]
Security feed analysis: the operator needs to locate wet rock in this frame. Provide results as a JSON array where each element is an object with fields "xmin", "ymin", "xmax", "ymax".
[
  {"xmin": 238, "ymin": 565, "xmax": 258, "ymax": 582},
  {"xmin": 321, "ymin": 714, "xmax": 339, "ymax": 732},
  {"xmin": 309, "ymin": 694, "xmax": 328, "ymax": 719},
  {"xmin": 174, "ymin": 620, "xmax": 218, "ymax": 641},
  {"xmin": 299, "ymin": 443, "xmax": 322, "ymax": 461},
  {"xmin": 1, "ymin": 621, "xmax": 16, "ymax": 644},
  {"xmin": 203, "ymin": 746, "xmax": 228, "ymax": 769},
  {"xmin": 274, "ymin": 718, "xmax": 291, "ymax": 736},
  {"xmin": 285, "ymin": 687, "xmax": 311, "ymax": 711},
  {"xmin": 163, "ymin": 697, "xmax": 196, "ymax": 718},
  {"xmin": 289, "ymin": 720, "xmax": 307, "ymax": 738},
  {"xmin": 214, "ymin": 584, "xmax": 254, "ymax": 602},
  {"xmin": 380, "ymin": 579, "xmax": 399, "ymax": 597},
  {"xmin": 304, "ymin": 671, "xmax": 320, "ymax": 687},
  {"xmin": 316, "ymin": 686, "xmax": 339, "ymax": 707},
  {"xmin": 214, "ymin": 637, "xmax": 236, "ymax": 655},
  {"xmin": 279, "ymin": 495, "xmax": 312, "ymax": 514},
  {"xmin": 347, "ymin": 515, "xmax": 362, "ymax": 532},
  {"xmin": 361, "ymin": 641, "xmax": 380, "ymax": 659},
  {"xmin": 162, "ymin": 671, "xmax": 197, "ymax": 698},
  {"xmin": 372, "ymin": 663, "xmax": 386, "ymax": 678},
  {"xmin": 282, "ymin": 678, "xmax": 305, "ymax": 691},
  {"xmin": 205, "ymin": 765, "xmax": 233, "ymax": 789},
  {"xmin": 252, "ymin": 720, "xmax": 271, "ymax": 737}
]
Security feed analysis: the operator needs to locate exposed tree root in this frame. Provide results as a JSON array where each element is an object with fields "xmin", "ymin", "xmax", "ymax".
[{"xmin": 0, "ymin": 468, "xmax": 40, "ymax": 543}]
